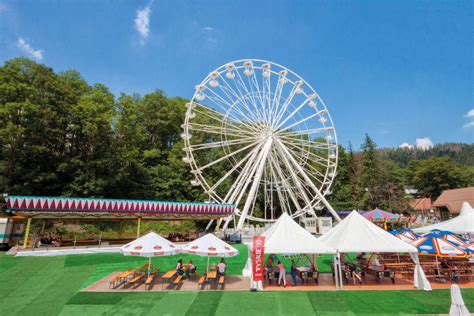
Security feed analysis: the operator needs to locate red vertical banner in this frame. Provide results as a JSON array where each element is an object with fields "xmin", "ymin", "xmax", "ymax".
[{"xmin": 252, "ymin": 236, "xmax": 265, "ymax": 281}]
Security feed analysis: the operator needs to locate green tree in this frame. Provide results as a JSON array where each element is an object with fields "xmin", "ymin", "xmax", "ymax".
[
  {"xmin": 328, "ymin": 145, "xmax": 353, "ymax": 210},
  {"xmin": 406, "ymin": 157, "xmax": 468, "ymax": 199},
  {"xmin": 347, "ymin": 142, "xmax": 362, "ymax": 207},
  {"xmin": 359, "ymin": 134, "xmax": 383, "ymax": 209}
]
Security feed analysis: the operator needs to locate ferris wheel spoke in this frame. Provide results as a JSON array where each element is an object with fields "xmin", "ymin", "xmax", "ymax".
[
  {"xmin": 233, "ymin": 70, "xmax": 267, "ymax": 124},
  {"xmin": 187, "ymin": 123, "xmax": 256, "ymax": 139},
  {"xmin": 272, "ymin": 83, "xmax": 299, "ymax": 129},
  {"xmin": 279, "ymin": 136, "xmax": 332, "ymax": 151},
  {"xmin": 275, "ymin": 147, "xmax": 326, "ymax": 187},
  {"xmin": 269, "ymin": 78, "xmax": 286, "ymax": 124},
  {"xmin": 272, "ymin": 142, "xmax": 317, "ymax": 217},
  {"xmin": 262, "ymin": 72, "xmax": 272, "ymax": 124},
  {"xmin": 224, "ymin": 142, "xmax": 264, "ymax": 203},
  {"xmin": 204, "ymin": 85, "xmax": 264, "ymax": 127},
  {"xmin": 192, "ymin": 103, "xmax": 261, "ymax": 134},
  {"xmin": 279, "ymin": 135, "xmax": 332, "ymax": 148},
  {"xmin": 247, "ymin": 70, "xmax": 268, "ymax": 122},
  {"xmin": 276, "ymin": 109, "xmax": 331, "ymax": 134},
  {"xmin": 268, "ymin": 152, "xmax": 306, "ymax": 216},
  {"xmin": 188, "ymin": 137, "xmax": 256, "ymax": 151},
  {"xmin": 274, "ymin": 95, "xmax": 314, "ymax": 130},
  {"xmin": 205, "ymin": 89, "xmax": 257, "ymax": 123},
  {"xmin": 275, "ymin": 138, "xmax": 341, "ymax": 221},
  {"xmin": 282, "ymin": 141, "xmax": 333, "ymax": 170},
  {"xmin": 196, "ymin": 140, "xmax": 259, "ymax": 172},
  {"xmin": 209, "ymin": 144, "xmax": 260, "ymax": 192},
  {"xmin": 236, "ymin": 137, "xmax": 273, "ymax": 230},
  {"xmin": 215, "ymin": 74, "xmax": 266, "ymax": 128}
]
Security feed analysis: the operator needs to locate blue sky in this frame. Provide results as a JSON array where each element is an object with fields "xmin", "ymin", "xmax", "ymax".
[{"xmin": 0, "ymin": 0, "xmax": 472, "ymax": 149}]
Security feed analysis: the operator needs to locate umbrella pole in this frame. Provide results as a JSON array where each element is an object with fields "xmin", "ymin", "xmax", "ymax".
[
  {"xmin": 435, "ymin": 256, "xmax": 440, "ymax": 279},
  {"xmin": 207, "ymin": 256, "xmax": 210, "ymax": 280},
  {"xmin": 148, "ymin": 257, "xmax": 152, "ymax": 278}
]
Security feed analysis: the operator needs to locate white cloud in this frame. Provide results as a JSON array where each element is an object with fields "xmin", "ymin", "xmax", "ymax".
[
  {"xmin": 16, "ymin": 37, "xmax": 44, "ymax": 61},
  {"xmin": 464, "ymin": 121, "xmax": 474, "ymax": 128},
  {"xmin": 201, "ymin": 25, "xmax": 218, "ymax": 44},
  {"xmin": 415, "ymin": 138, "xmax": 433, "ymax": 150},
  {"xmin": 399, "ymin": 143, "xmax": 414, "ymax": 149},
  {"xmin": 134, "ymin": 2, "xmax": 153, "ymax": 45},
  {"xmin": 464, "ymin": 109, "xmax": 474, "ymax": 128},
  {"xmin": 465, "ymin": 109, "xmax": 474, "ymax": 118}
]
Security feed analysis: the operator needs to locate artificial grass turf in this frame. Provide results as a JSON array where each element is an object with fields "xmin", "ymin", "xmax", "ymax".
[
  {"xmin": 1, "ymin": 250, "xmax": 474, "ymax": 315},
  {"xmin": 63, "ymin": 290, "xmax": 474, "ymax": 315}
]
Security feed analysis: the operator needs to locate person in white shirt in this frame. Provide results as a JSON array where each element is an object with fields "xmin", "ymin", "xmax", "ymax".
[{"xmin": 217, "ymin": 258, "xmax": 227, "ymax": 276}]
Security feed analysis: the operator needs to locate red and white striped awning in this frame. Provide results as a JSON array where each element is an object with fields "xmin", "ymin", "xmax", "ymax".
[{"xmin": 4, "ymin": 195, "xmax": 235, "ymax": 219}]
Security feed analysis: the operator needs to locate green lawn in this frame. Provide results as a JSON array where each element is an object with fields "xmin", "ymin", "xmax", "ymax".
[{"xmin": 0, "ymin": 249, "xmax": 473, "ymax": 315}]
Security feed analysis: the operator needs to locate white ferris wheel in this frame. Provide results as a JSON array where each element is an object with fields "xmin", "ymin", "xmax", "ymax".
[{"xmin": 181, "ymin": 59, "xmax": 341, "ymax": 230}]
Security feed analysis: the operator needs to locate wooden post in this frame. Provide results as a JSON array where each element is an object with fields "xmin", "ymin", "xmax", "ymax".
[
  {"xmin": 23, "ymin": 217, "xmax": 32, "ymax": 249},
  {"xmin": 136, "ymin": 217, "xmax": 141, "ymax": 238},
  {"xmin": 40, "ymin": 220, "xmax": 46, "ymax": 237}
]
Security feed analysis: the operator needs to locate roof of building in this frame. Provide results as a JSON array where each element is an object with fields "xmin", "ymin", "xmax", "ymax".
[
  {"xmin": 433, "ymin": 187, "xmax": 474, "ymax": 214},
  {"xmin": 408, "ymin": 198, "xmax": 433, "ymax": 211},
  {"xmin": 3, "ymin": 195, "xmax": 235, "ymax": 219}
]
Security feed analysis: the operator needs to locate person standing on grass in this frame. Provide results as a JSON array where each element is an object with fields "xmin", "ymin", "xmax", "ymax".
[
  {"xmin": 277, "ymin": 260, "xmax": 286, "ymax": 287},
  {"xmin": 290, "ymin": 260, "xmax": 298, "ymax": 287}
]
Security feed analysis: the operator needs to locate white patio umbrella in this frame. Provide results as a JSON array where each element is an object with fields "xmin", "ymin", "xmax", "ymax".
[
  {"xmin": 181, "ymin": 233, "xmax": 239, "ymax": 273},
  {"xmin": 120, "ymin": 232, "xmax": 180, "ymax": 276},
  {"xmin": 449, "ymin": 284, "xmax": 470, "ymax": 315}
]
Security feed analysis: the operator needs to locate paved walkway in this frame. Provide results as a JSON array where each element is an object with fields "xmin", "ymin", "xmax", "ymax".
[{"xmin": 83, "ymin": 271, "xmax": 474, "ymax": 292}]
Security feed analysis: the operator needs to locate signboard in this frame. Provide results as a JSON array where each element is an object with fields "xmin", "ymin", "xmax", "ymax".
[{"xmin": 252, "ymin": 236, "xmax": 265, "ymax": 281}]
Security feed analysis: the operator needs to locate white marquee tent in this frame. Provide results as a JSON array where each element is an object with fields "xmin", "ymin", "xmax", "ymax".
[
  {"xmin": 319, "ymin": 211, "xmax": 432, "ymax": 291},
  {"xmin": 260, "ymin": 212, "xmax": 336, "ymax": 254},
  {"xmin": 243, "ymin": 213, "xmax": 336, "ymax": 290},
  {"xmin": 414, "ymin": 202, "xmax": 474, "ymax": 234}
]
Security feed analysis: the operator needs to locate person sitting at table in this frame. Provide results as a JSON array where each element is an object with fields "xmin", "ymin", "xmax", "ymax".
[
  {"xmin": 266, "ymin": 255, "xmax": 275, "ymax": 281},
  {"xmin": 186, "ymin": 260, "xmax": 196, "ymax": 278},
  {"xmin": 290, "ymin": 260, "xmax": 298, "ymax": 287},
  {"xmin": 217, "ymin": 258, "xmax": 227, "ymax": 277},
  {"xmin": 277, "ymin": 260, "xmax": 286, "ymax": 288},
  {"xmin": 440, "ymin": 258, "xmax": 450, "ymax": 269},
  {"xmin": 176, "ymin": 259, "xmax": 184, "ymax": 276}
]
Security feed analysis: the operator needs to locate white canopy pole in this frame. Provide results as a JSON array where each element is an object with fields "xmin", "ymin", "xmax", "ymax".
[
  {"xmin": 409, "ymin": 253, "xmax": 432, "ymax": 291},
  {"xmin": 338, "ymin": 253, "xmax": 343, "ymax": 290}
]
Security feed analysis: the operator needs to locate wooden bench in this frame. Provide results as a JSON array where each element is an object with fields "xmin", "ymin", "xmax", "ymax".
[
  {"xmin": 198, "ymin": 275, "xmax": 206, "ymax": 290},
  {"xmin": 109, "ymin": 275, "xmax": 120, "ymax": 289},
  {"xmin": 218, "ymin": 276, "xmax": 225, "ymax": 289},
  {"xmin": 128, "ymin": 273, "xmax": 145, "ymax": 287},
  {"xmin": 161, "ymin": 270, "xmax": 178, "ymax": 289},
  {"xmin": 110, "ymin": 270, "xmax": 134, "ymax": 288},
  {"xmin": 173, "ymin": 275, "xmax": 183, "ymax": 289},
  {"xmin": 145, "ymin": 268, "xmax": 159, "ymax": 290}
]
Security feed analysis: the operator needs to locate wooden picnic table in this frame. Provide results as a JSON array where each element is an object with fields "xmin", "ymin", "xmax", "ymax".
[
  {"xmin": 207, "ymin": 271, "xmax": 217, "ymax": 281},
  {"xmin": 161, "ymin": 270, "xmax": 178, "ymax": 289},
  {"xmin": 384, "ymin": 263, "xmax": 411, "ymax": 268},
  {"xmin": 363, "ymin": 265, "xmax": 396, "ymax": 284}
]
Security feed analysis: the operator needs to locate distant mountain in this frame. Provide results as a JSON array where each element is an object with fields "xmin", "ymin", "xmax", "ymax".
[{"xmin": 378, "ymin": 143, "xmax": 474, "ymax": 167}]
